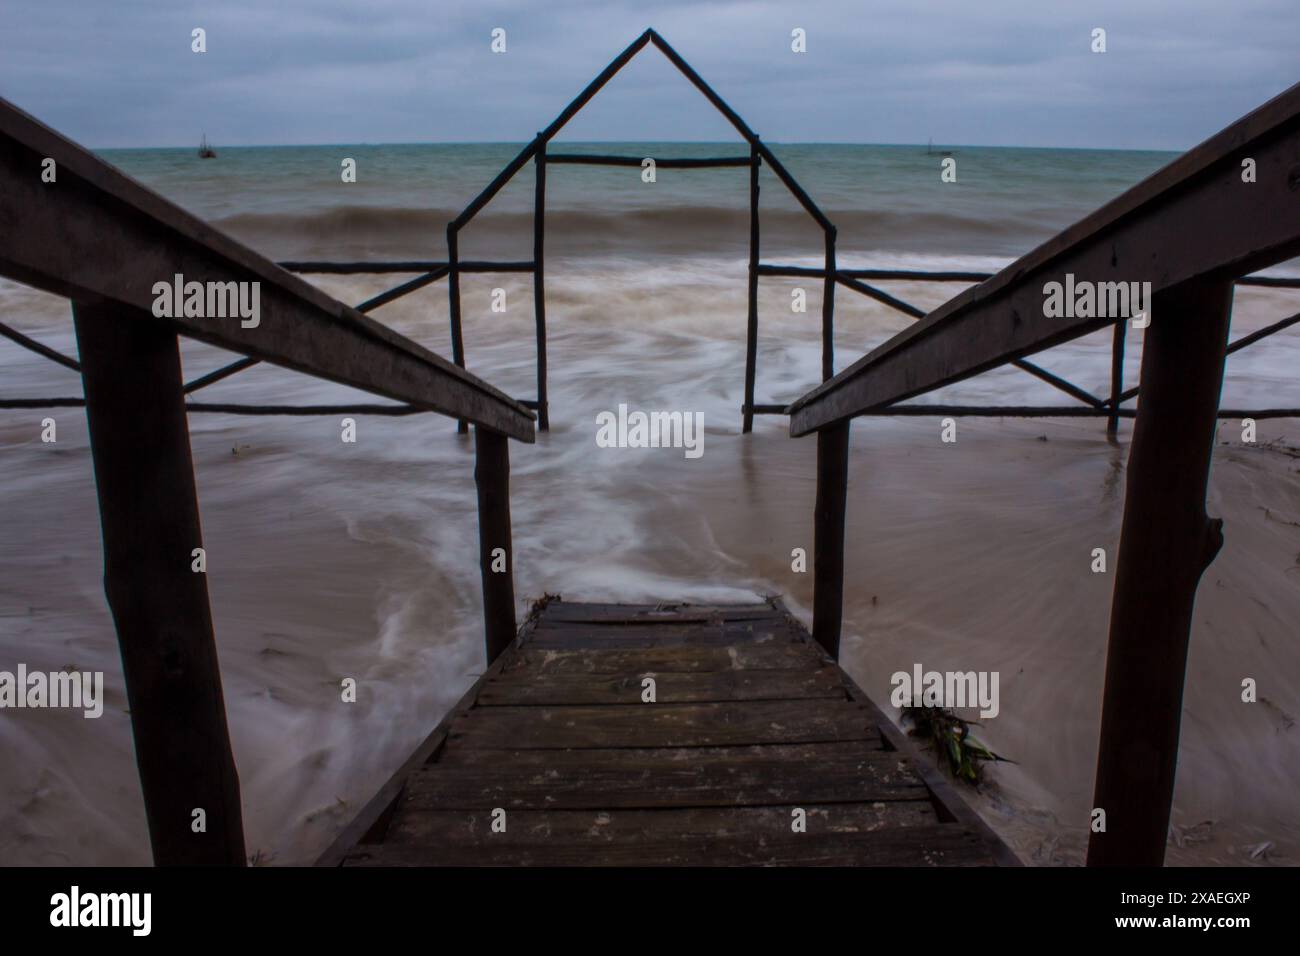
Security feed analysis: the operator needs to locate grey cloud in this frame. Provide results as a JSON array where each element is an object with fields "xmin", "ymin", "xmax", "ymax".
[{"xmin": 0, "ymin": 0, "xmax": 1294, "ymax": 149}]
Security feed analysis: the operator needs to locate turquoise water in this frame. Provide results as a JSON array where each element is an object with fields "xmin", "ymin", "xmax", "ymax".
[{"xmin": 97, "ymin": 141, "xmax": 1180, "ymax": 261}]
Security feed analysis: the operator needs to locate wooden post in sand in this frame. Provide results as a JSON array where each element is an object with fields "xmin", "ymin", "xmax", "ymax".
[
  {"xmin": 743, "ymin": 145, "xmax": 761, "ymax": 433},
  {"xmin": 72, "ymin": 302, "xmax": 246, "ymax": 866},
  {"xmin": 533, "ymin": 144, "xmax": 550, "ymax": 431},
  {"xmin": 1107, "ymin": 320, "xmax": 1126, "ymax": 437},
  {"xmin": 812, "ymin": 420, "xmax": 851, "ymax": 659},
  {"xmin": 1087, "ymin": 279, "xmax": 1232, "ymax": 867},
  {"xmin": 474, "ymin": 426, "xmax": 517, "ymax": 662},
  {"xmin": 821, "ymin": 229, "xmax": 837, "ymax": 382},
  {"xmin": 447, "ymin": 224, "xmax": 468, "ymax": 434}
]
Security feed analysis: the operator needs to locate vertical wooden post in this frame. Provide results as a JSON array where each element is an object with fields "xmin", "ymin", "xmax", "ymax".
[
  {"xmin": 474, "ymin": 426, "xmax": 517, "ymax": 663},
  {"xmin": 743, "ymin": 146, "xmax": 761, "ymax": 434},
  {"xmin": 821, "ymin": 229, "xmax": 837, "ymax": 381},
  {"xmin": 812, "ymin": 419, "xmax": 850, "ymax": 659},
  {"xmin": 447, "ymin": 224, "xmax": 468, "ymax": 434},
  {"xmin": 1107, "ymin": 320, "xmax": 1126, "ymax": 437},
  {"xmin": 72, "ymin": 302, "xmax": 246, "ymax": 866},
  {"xmin": 533, "ymin": 144, "xmax": 550, "ymax": 431},
  {"xmin": 1087, "ymin": 279, "xmax": 1233, "ymax": 867}
]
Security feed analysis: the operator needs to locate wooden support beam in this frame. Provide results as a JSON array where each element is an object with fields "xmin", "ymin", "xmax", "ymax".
[
  {"xmin": 743, "ymin": 145, "xmax": 760, "ymax": 433},
  {"xmin": 0, "ymin": 319, "xmax": 81, "ymax": 372},
  {"xmin": 474, "ymin": 427, "xmax": 517, "ymax": 663},
  {"xmin": 72, "ymin": 302, "xmax": 246, "ymax": 866},
  {"xmin": 1107, "ymin": 321, "xmax": 1126, "ymax": 437},
  {"xmin": 534, "ymin": 148, "xmax": 550, "ymax": 431},
  {"xmin": 447, "ymin": 226, "xmax": 468, "ymax": 435},
  {"xmin": 546, "ymin": 154, "xmax": 752, "ymax": 168},
  {"xmin": 812, "ymin": 421, "xmax": 850, "ymax": 659},
  {"xmin": 1087, "ymin": 279, "xmax": 1233, "ymax": 867},
  {"xmin": 822, "ymin": 231, "xmax": 837, "ymax": 381}
]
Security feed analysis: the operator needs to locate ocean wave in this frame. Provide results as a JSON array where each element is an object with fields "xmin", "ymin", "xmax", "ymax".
[{"xmin": 213, "ymin": 203, "xmax": 1049, "ymax": 261}]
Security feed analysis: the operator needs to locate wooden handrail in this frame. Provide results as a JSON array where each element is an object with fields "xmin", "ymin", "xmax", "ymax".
[
  {"xmin": 788, "ymin": 80, "xmax": 1300, "ymax": 437},
  {"xmin": 0, "ymin": 97, "xmax": 535, "ymax": 443}
]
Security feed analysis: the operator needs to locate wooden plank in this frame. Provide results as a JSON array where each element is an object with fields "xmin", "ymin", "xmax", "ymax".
[
  {"xmin": 504, "ymin": 642, "xmax": 826, "ymax": 675},
  {"xmin": 342, "ymin": 823, "xmax": 993, "ymax": 866},
  {"xmin": 434, "ymin": 739, "xmax": 877, "ymax": 769},
  {"xmin": 406, "ymin": 743, "xmax": 915, "ymax": 809},
  {"xmin": 385, "ymin": 803, "xmax": 938, "ymax": 848},
  {"xmin": 477, "ymin": 666, "xmax": 845, "ymax": 705},
  {"xmin": 445, "ymin": 699, "xmax": 878, "ymax": 749},
  {"xmin": 789, "ymin": 81, "xmax": 1300, "ymax": 435},
  {"xmin": 0, "ymin": 98, "xmax": 534, "ymax": 442},
  {"xmin": 538, "ymin": 602, "xmax": 779, "ymax": 624},
  {"xmin": 526, "ymin": 620, "xmax": 801, "ymax": 648}
]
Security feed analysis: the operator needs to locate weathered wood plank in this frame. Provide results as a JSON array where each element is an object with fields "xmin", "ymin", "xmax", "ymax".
[
  {"xmin": 342, "ymin": 823, "xmax": 993, "ymax": 866},
  {"xmin": 477, "ymin": 666, "xmax": 845, "ymax": 705},
  {"xmin": 539, "ymin": 602, "xmax": 779, "ymax": 624},
  {"xmin": 503, "ymin": 642, "xmax": 826, "ymax": 675},
  {"xmin": 386, "ymin": 803, "xmax": 938, "ymax": 848},
  {"xmin": 527, "ymin": 620, "xmax": 801, "ymax": 648},
  {"xmin": 407, "ymin": 742, "xmax": 912, "ymax": 809},
  {"xmin": 446, "ymin": 699, "xmax": 877, "ymax": 749},
  {"xmin": 434, "ymin": 739, "xmax": 876, "ymax": 769}
]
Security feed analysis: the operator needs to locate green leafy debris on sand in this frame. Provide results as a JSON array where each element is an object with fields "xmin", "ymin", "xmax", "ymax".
[{"xmin": 901, "ymin": 705, "xmax": 1012, "ymax": 785}]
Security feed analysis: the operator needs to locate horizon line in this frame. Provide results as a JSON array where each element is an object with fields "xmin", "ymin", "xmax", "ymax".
[{"xmin": 95, "ymin": 138, "xmax": 1182, "ymax": 154}]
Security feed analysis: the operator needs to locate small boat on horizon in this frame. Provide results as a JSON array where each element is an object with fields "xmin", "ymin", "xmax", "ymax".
[{"xmin": 198, "ymin": 135, "xmax": 216, "ymax": 159}]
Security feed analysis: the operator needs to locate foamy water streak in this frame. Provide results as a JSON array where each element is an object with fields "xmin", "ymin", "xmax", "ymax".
[{"xmin": 1, "ymin": 142, "xmax": 1299, "ymax": 865}]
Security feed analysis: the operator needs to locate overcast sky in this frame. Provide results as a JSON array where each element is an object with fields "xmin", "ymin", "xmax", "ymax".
[{"xmin": 1, "ymin": 0, "xmax": 1295, "ymax": 149}]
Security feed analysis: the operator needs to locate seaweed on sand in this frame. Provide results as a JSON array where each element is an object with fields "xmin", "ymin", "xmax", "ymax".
[{"xmin": 901, "ymin": 705, "xmax": 1012, "ymax": 785}]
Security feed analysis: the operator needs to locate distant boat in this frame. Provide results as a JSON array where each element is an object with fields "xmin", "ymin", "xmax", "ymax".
[
  {"xmin": 197, "ymin": 135, "xmax": 216, "ymax": 159},
  {"xmin": 925, "ymin": 139, "xmax": 954, "ymax": 157}
]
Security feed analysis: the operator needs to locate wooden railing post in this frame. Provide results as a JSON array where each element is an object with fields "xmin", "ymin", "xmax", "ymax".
[
  {"xmin": 72, "ymin": 302, "xmax": 246, "ymax": 866},
  {"xmin": 533, "ymin": 142, "xmax": 550, "ymax": 431},
  {"xmin": 812, "ymin": 419, "xmax": 850, "ymax": 658},
  {"xmin": 821, "ymin": 230, "xmax": 837, "ymax": 382},
  {"xmin": 448, "ymin": 224, "xmax": 468, "ymax": 434},
  {"xmin": 742, "ymin": 145, "xmax": 761, "ymax": 433},
  {"xmin": 473, "ymin": 426, "xmax": 517, "ymax": 662},
  {"xmin": 1107, "ymin": 320, "xmax": 1126, "ymax": 437},
  {"xmin": 1087, "ymin": 278, "xmax": 1233, "ymax": 866}
]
